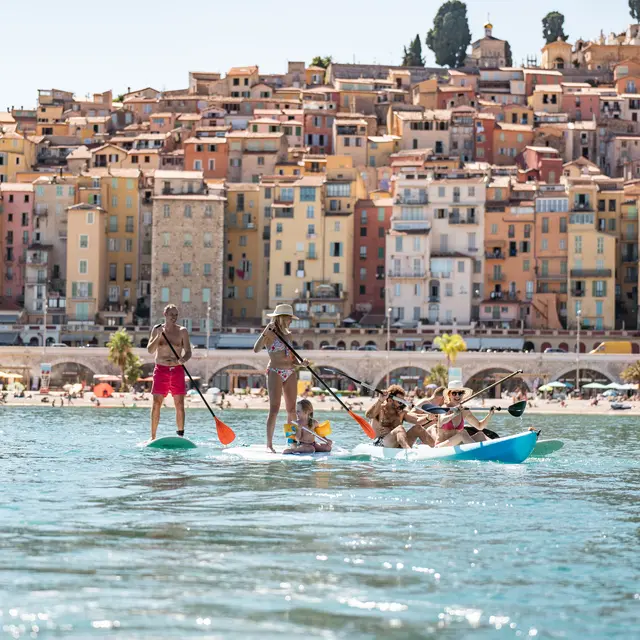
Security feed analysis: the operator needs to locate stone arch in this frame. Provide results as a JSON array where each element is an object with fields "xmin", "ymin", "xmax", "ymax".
[
  {"xmin": 365, "ymin": 340, "xmax": 377, "ymax": 347},
  {"xmin": 577, "ymin": 341, "xmax": 586, "ymax": 353},
  {"xmin": 541, "ymin": 341, "xmax": 552, "ymax": 352},
  {"xmin": 319, "ymin": 340, "xmax": 330, "ymax": 348},
  {"xmin": 554, "ymin": 57, "xmax": 565, "ymax": 69},
  {"xmin": 633, "ymin": 342, "xmax": 640, "ymax": 354},
  {"xmin": 303, "ymin": 340, "xmax": 314, "ymax": 350},
  {"xmin": 314, "ymin": 365, "xmax": 354, "ymax": 391},
  {"xmin": 336, "ymin": 340, "xmax": 346, "ymax": 350},
  {"xmin": 592, "ymin": 341, "xmax": 602, "ymax": 352},
  {"xmin": 373, "ymin": 365, "xmax": 430, "ymax": 391},
  {"xmin": 50, "ymin": 362, "xmax": 96, "ymax": 388},
  {"xmin": 464, "ymin": 367, "xmax": 530, "ymax": 398},
  {"xmin": 350, "ymin": 340, "xmax": 360, "ymax": 350},
  {"xmin": 523, "ymin": 340, "xmax": 535, "ymax": 352},
  {"xmin": 558, "ymin": 342, "xmax": 569, "ymax": 351},
  {"xmin": 28, "ymin": 337, "xmax": 39, "ymax": 346},
  {"xmin": 555, "ymin": 367, "xmax": 612, "ymax": 387},
  {"xmin": 210, "ymin": 364, "xmax": 265, "ymax": 392},
  {"xmin": 140, "ymin": 338, "xmax": 149, "ymax": 348}
]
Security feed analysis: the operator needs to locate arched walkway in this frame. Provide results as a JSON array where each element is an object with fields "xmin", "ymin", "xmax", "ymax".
[
  {"xmin": 314, "ymin": 366, "xmax": 354, "ymax": 391},
  {"xmin": 350, "ymin": 340, "xmax": 360, "ymax": 350},
  {"xmin": 210, "ymin": 364, "xmax": 265, "ymax": 392},
  {"xmin": 558, "ymin": 342, "xmax": 569, "ymax": 352},
  {"xmin": 465, "ymin": 368, "xmax": 530, "ymax": 398},
  {"xmin": 50, "ymin": 362, "xmax": 96, "ymax": 388},
  {"xmin": 336, "ymin": 340, "xmax": 346, "ymax": 350},
  {"xmin": 523, "ymin": 341, "xmax": 535, "ymax": 352},
  {"xmin": 375, "ymin": 366, "xmax": 430, "ymax": 390},
  {"xmin": 555, "ymin": 367, "xmax": 612, "ymax": 387}
]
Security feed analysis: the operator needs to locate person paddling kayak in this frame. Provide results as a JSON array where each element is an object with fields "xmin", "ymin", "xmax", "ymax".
[
  {"xmin": 365, "ymin": 385, "xmax": 435, "ymax": 449},
  {"xmin": 147, "ymin": 304, "xmax": 192, "ymax": 441}
]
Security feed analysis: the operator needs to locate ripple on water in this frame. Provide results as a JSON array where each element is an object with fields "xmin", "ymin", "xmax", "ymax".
[{"xmin": 0, "ymin": 408, "xmax": 638, "ymax": 638}]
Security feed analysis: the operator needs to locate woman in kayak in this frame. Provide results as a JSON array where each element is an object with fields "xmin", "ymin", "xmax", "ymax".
[
  {"xmin": 365, "ymin": 385, "xmax": 435, "ymax": 449},
  {"xmin": 283, "ymin": 399, "xmax": 332, "ymax": 454},
  {"xmin": 253, "ymin": 304, "xmax": 307, "ymax": 452},
  {"xmin": 430, "ymin": 382, "xmax": 496, "ymax": 447}
]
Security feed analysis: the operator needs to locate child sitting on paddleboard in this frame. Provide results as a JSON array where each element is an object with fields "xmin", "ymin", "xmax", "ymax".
[{"xmin": 283, "ymin": 399, "xmax": 332, "ymax": 454}]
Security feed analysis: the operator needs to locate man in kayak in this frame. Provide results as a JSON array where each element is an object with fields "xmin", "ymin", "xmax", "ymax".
[
  {"xmin": 147, "ymin": 304, "xmax": 192, "ymax": 440},
  {"xmin": 365, "ymin": 385, "xmax": 435, "ymax": 449}
]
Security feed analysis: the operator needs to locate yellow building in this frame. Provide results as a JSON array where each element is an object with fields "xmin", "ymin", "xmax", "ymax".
[
  {"xmin": 65, "ymin": 203, "xmax": 107, "ymax": 322},
  {"xmin": 0, "ymin": 132, "xmax": 36, "ymax": 182},
  {"xmin": 567, "ymin": 180, "xmax": 616, "ymax": 330},
  {"xmin": 541, "ymin": 39, "xmax": 573, "ymax": 70},
  {"xmin": 367, "ymin": 135, "xmax": 401, "ymax": 167},
  {"xmin": 224, "ymin": 183, "xmax": 262, "ymax": 323},
  {"xmin": 529, "ymin": 85, "xmax": 563, "ymax": 113}
]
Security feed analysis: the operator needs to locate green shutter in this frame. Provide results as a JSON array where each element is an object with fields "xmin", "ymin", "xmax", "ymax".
[
  {"xmin": 592, "ymin": 281, "xmax": 596, "ymax": 297},
  {"xmin": 88, "ymin": 282, "xmax": 93, "ymax": 298},
  {"xmin": 72, "ymin": 282, "xmax": 77, "ymax": 298},
  {"xmin": 602, "ymin": 281, "xmax": 607, "ymax": 297}
]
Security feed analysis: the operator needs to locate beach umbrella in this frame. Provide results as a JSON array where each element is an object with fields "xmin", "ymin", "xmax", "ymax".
[
  {"xmin": 548, "ymin": 381, "xmax": 567, "ymax": 388},
  {"xmin": 621, "ymin": 383, "xmax": 638, "ymax": 390},
  {"xmin": 93, "ymin": 382, "xmax": 114, "ymax": 398},
  {"xmin": 94, "ymin": 374, "xmax": 121, "ymax": 382},
  {"xmin": 63, "ymin": 383, "xmax": 73, "ymax": 391},
  {"xmin": 5, "ymin": 373, "xmax": 23, "ymax": 379},
  {"xmin": 605, "ymin": 382, "xmax": 625, "ymax": 390},
  {"xmin": 538, "ymin": 384, "xmax": 553, "ymax": 392},
  {"xmin": 583, "ymin": 382, "xmax": 607, "ymax": 389},
  {"xmin": 603, "ymin": 389, "xmax": 620, "ymax": 396}
]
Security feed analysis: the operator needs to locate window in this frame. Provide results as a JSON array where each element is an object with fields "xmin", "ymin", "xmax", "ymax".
[
  {"xmin": 239, "ymin": 235, "xmax": 247, "ymax": 247},
  {"xmin": 446, "ymin": 283, "xmax": 453, "ymax": 297},
  {"xmin": 330, "ymin": 242, "xmax": 343, "ymax": 257},
  {"xmin": 333, "ymin": 262, "xmax": 340, "ymax": 274},
  {"xmin": 360, "ymin": 226, "xmax": 367, "ymax": 237},
  {"xmin": 204, "ymin": 205, "xmax": 213, "ymax": 218},
  {"xmin": 126, "ymin": 196, "xmax": 132, "ymax": 209},
  {"xmin": 284, "ymin": 262, "xmax": 291, "ymax": 276},
  {"xmin": 108, "ymin": 263, "xmax": 117, "ymax": 281},
  {"xmin": 378, "ymin": 247, "xmax": 384, "ymax": 259},
  {"xmin": 124, "ymin": 264, "xmax": 132, "ymax": 281},
  {"xmin": 574, "ymin": 235, "xmax": 582, "ymax": 253},
  {"xmin": 327, "ymin": 183, "xmax": 350, "ymax": 197},
  {"xmin": 183, "ymin": 263, "xmax": 192, "ymax": 276},
  {"xmin": 491, "ymin": 223, "xmax": 498, "ymax": 235},
  {"xmin": 378, "ymin": 208, "xmax": 385, "ymax": 222},
  {"xmin": 275, "ymin": 284, "xmax": 282, "ymax": 297},
  {"xmin": 523, "ymin": 259, "xmax": 530, "ymax": 271},
  {"xmin": 597, "ymin": 237, "xmax": 604, "ymax": 254},
  {"xmin": 162, "ymin": 232, "xmax": 170, "ymax": 247},
  {"xmin": 246, "ymin": 286, "xmax": 254, "ymax": 299},
  {"xmin": 184, "ymin": 205, "xmax": 192, "ymax": 218},
  {"xmin": 163, "ymin": 204, "xmax": 171, "ymax": 218},
  {"xmin": 593, "ymin": 281, "xmax": 607, "ymax": 297},
  {"xmin": 280, "ymin": 187, "xmax": 294, "ymax": 201},
  {"xmin": 542, "ymin": 218, "xmax": 549, "ymax": 233},
  {"xmin": 276, "ymin": 223, "xmax": 283, "ymax": 233},
  {"xmin": 184, "ymin": 233, "xmax": 192, "ymax": 246},
  {"xmin": 79, "ymin": 235, "xmax": 88, "ymax": 249},
  {"xmin": 79, "ymin": 260, "xmax": 88, "ymax": 275},
  {"xmin": 182, "ymin": 288, "xmax": 191, "ymax": 302},
  {"xmin": 161, "ymin": 287, "xmax": 170, "ymax": 302},
  {"xmin": 395, "ymin": 236, "xmax": 403, "ymax": 252},
  {"xmin": 125, "ymin": 216, "xmax": 134, "ymax": 233},
  {"xmin": 334, "ymin": 221, "xmax": 341, "ymax": 232},
  {"xmin": 360, "ymin": 246, "xmax": 367, "ymax": 259},
  {"xmin": 560, "ymin": 217, "xmax": 567, "ymax": 233},
  {"xmin": 276, "ymin": 240, "xmax": 282, "ymax": 250},
  {"xmin": 300, "ymin": 187, "xmax": 316, "ymax": 201},
  {"xmin": 162, "ymin": 262, "xmax": 170, "ymax": 276},
  {"xmin": 204, "ymin": 232, "xmax": 213, "ymax": 247},
  {"xmin": 541, "ymin": 239, "xmax": 548, "ymax": 251},
  {"xmin": 204, "ymin": 263, "xmax": 212, "ymax": 276},
  {"xmin": 112, "ymin": 195, "xmax": 118, "ymax": 208},
  {"xmin": 457, "ymin": 261, "xmax": 465, "ymax": 273},
  {"xmin": 306, "ymin": 206, "xmax": 315, "ymax": 219},
  {"xmin": 109, "ymin": 215, "xmax": 118, "ymax": 232}
]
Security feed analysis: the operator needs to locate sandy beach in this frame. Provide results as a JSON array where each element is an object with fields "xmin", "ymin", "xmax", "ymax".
[{"xmin": 2, "ymin": 391, "xmax": 639, "ymax": 416}]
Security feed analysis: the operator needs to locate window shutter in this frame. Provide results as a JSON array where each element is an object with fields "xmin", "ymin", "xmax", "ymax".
[
  {"xmin": 88, "ymin": 282, "xmax": 93, "ymax": 298},
  {"xmin": 72, "ymin": 282, "xmax": 77, "ymax": 298},
  {"xmin": 592, "ymin": 281, "xmax": 597, "ymax": 297},
  {"xmin": 602, "ymin": 281, "xmax": 607, "ymax": 297}
]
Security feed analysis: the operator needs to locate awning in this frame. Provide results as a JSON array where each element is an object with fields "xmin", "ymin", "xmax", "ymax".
[
  {"xmin": 460, "ymin": 336, "xmax": 524, "ymax": 350},
  {"xmin": 0, "ymin": 332, "xmax": 20, "ymax": 345},
  {"xmin": 215, "ymin": 334, "xmax": 258, "ymax": 349}
]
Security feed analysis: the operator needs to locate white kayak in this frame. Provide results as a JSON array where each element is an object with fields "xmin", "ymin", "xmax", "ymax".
[
  {"xmin": 352, "ymin": 431, "xmax": 538, "ymax": 464},
  {"xmin": 221, "ymin": 444, "xmax": 370, "ymax": 462}
]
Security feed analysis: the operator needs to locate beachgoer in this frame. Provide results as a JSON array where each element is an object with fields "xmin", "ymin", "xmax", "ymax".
[
  {"xmin": 416, "ymin": 385, "xmax": 445, "ymax": 410},
  {"xmin": 430, "ymin": 382, "xmax": 496, "ymax": 447},
  {"xmin": 253, "ymin": 304, "xmax": 307, "ymax": 452},
  {"xmin": 365, "ymin": 385, "xmax": 435, "ymax": 449},
  {"xmin": 147, "ymin": 303, "xmax": 192, "ymax": 441},
  {"xmin": 283, "ymin": 399, "xmax": 332, "ymax": 454}
]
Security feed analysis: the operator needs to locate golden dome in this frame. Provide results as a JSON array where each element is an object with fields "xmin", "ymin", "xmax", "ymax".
[{"xmin": 484, "ymin": 22, "xmax": 493, "ymax": 29}]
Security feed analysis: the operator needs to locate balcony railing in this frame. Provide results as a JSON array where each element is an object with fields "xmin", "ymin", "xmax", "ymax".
[
  {"xmin": 485, "ymin": 251, "xmax": 505, "ymax": 259},
  {"xmin": 537, "ymin": 273, "xmax": 567, "ymax": 281},
  {"xmin": 489, "ymin": 274, "xmax": 505, "ymax": 281},
  {"xmin": 449, "ymin": 216, "xmax": 477, "ymax": 225},
  {"xmin": 34, "ymin": 204, "xmax": 48, "ymax": 215},
  {"xmin": 392, "ymin": 221, "xmax": 430, "ymax": 232},
  {"xmin": 571, "ymin": 289, "xmax": 585, "ymax": 297},
  {"xmin": 572, "ymin": 202, "xmax": 593, "ymax": 212},
  {"xmin": 394, "ymin": 195, "xmax": 428, "ymax": 205},
  {"xmin": 570, "ymin": 268, "xmax": 612, "ymax": 278},
  {"xmin": 388, "ymin": 270, "xmax": 427, "ymax": 278},
  {"xmin": 428, "ymin": 295, "xmax": 440, "ymax": 303}
]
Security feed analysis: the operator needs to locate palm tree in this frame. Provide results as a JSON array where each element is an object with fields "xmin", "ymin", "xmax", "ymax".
[
  {"xmin": 433, "ymin": 333, "xmax": 467, "ymax": 367},
  {"xmin": 426, "ymin": 363, "xmax": 448, "ymax": 387},
  {"xmin": 107, "ymin": 328, "xmax": 134, "ymax": 391},
  {"xmin": 621, "ymin": 361, "xmax": 640, "ymax": 384},
  {"xmin": 125, "ymin": 353, "xmax": 143, "ymax": 389}
]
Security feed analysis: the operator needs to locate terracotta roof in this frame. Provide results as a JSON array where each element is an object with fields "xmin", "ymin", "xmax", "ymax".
[
  {"xmin": 1, "ymin": 183, "xmax": 34, "ymax": 192},
  {"xmin": 228, "ymin": 66, "xmax": 258, "ymax": 76}
]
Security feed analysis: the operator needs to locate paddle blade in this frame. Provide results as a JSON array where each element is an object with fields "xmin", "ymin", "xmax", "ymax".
[
  {"xmin": 215, "ymin": 417, "xmax": 236, "ymax": 445},
  {"xmin": 349, "ymin": 411, "xmax": 376, "ymax": 439},
  {"xmin": 419, "ymin": 403, "xmax": 448, "ymax": 415},
  {"xmin": 507, "ymin": 401, "xmax": 527, "ymax": 418}
]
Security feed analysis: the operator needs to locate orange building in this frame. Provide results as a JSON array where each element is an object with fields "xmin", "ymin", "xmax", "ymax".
[
  {"xmin": 493, "ymin": 123, "xmax": 534, "ymax": 166},
  {"xmin": 183, "ymin": 137, "xmax": 229, "ymax": 179}
]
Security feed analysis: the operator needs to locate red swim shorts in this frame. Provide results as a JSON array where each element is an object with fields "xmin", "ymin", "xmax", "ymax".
[{"xmin": 151, "ymin": 364, "xmax": 186, "ymax": 397}]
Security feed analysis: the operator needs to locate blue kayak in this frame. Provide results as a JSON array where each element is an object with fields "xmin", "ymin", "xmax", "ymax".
[{"xmin": 352, "ymin": 431, "xmax": 538, "ymax": 464}]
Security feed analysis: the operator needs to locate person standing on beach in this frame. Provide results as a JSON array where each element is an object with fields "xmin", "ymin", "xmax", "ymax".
[{"xmin": 147, "ymin": 304, "xmax": 192, "ymax": 440}]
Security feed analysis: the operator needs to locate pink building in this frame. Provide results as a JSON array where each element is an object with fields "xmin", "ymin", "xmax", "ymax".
[
  {"xmin": 1, "ymin": 183, "xmax": 34, "ymax": 305},
  {"xmin": 304, "ymin": 111, "xmax": 334, "ymax": 154},
  {"xmin": 561, "ymin": 91, "xmax": 600, "ymax": 121},
  {"xmin": 149, "ymin": 112, "xmax": 177, "ymax": 133}
]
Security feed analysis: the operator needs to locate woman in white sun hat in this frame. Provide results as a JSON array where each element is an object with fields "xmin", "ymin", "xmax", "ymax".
[
  {"xmin": 429, "ymin": 381, "xmax": 496, "ymax": 447},
  {"xmin": 254, "ymin": 304, "xmax": 306, "ymax": 452}
]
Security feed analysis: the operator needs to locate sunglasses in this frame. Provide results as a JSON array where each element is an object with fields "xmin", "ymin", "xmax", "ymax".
[{"xmin": 450, "ymin": 391, "xmax": 466, "ymax": 397}]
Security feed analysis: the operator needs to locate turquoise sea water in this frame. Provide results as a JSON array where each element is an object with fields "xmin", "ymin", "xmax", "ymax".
[{"xmin": 0, "ymin": 407, "xmax": 639, "ymax": 639}]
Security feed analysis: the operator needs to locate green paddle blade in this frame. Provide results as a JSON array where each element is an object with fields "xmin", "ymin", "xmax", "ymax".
[{"xmin": 506, "ymin": 401, "xmax": 527, "ymax": 417}]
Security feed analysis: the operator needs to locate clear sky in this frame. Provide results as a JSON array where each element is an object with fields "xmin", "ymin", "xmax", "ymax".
[{"xmin": 3, "ymin": 0, "xmax": 635, "ymax": 111}]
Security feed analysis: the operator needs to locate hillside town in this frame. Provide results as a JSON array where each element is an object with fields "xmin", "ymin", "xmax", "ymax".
[{"xmin": 4, "ymin": 15, "xmax": 640, "ymax": 351}]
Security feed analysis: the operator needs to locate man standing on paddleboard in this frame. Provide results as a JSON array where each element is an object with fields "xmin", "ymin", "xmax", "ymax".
[{"xmin": 147, "ymin": 304, "xmax": 192, "ymax": 440}]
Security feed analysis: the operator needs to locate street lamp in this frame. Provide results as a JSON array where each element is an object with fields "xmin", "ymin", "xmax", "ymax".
[
  {"xmin": 205, "ymin": 304, "xmax": 211, "ymax": 389},
  {"xmin": 386, "ymin": 306, "xmax": 392, "ymax": 387},
  {"xmin": 576, "ymin": 309, "xmax": 581, "ymax": 398}
]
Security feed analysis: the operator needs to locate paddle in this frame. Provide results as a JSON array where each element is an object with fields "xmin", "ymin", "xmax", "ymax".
[
  {"xmin": 156, "ymin": 325, "xmax": 236, "ymax": 445},
  {"xmin": 273, "ymin": 330, "xmax": 376, "ymax": 439},
  {"xmin": 460, "ymin": 370, "xmax": 524, "ymax": 407},
  {"xmin": 325, "ymin": 368, "xmax": 448, "ymax": 415}
]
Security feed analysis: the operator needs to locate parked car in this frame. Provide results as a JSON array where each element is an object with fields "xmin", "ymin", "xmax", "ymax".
[
  {"xmin": 50, "ymin": 343, "xmax": 68, "ymax": 348},
  {"xmin": 544, "ymin": 347, "xmax": 567, "ymax": 353},
  {"xmin": 358, "ymin": 345, "xmax": 379, "ymax": 351},
  {"xmin": 321, "ymin": 345, "xmax": 338, "ymax": 350}
]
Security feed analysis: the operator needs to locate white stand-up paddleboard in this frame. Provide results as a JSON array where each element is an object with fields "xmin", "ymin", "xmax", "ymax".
[
  {"xmin": 145, "ymin": 436, "xmax": 197, "ymax": 450},
  {"xmin": 221, "ymin": 444, "xmax": 369, "ymax": 462},
  {"xmin": 531, "ymin": 439, "xmax": 564, "ymax": 456}
]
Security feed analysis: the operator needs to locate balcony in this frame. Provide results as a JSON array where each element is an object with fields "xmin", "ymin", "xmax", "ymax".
[
  {"xmin": 306, "ymin": 253, "xmax": 318, "ymax": 260},
  {"xmin": 428, "ymin": 295, "xmax": 441, "ymax": 303},
  {"xmin": 449, "ymin": 216, "xmax": 477, "ymax": 225},
  {"xmin": 26, "ymin": 275, "xmax": 48, "ymax": 285},
  {"xmin": 624, "ymin": 276, "xmax": 638, "ymax": 283},
  {"xmin": 388, "ymin": 270, "xmax": 427, "ymax": 278},
  {"xmin": 4, "ymin": 273, "xmax": 13, "ymax": 280},
  {"xmin": 571, "ymin": 289, "xmax": 585, "ymax": 297},
  {"xmin": 394, "ymin": 194, "xmax": 428, "ymax": 205},
  {"xmin": 537, "ymin": 272, "xmax": 567, "ymax": 281},
  {"xmin": 489, "ymin": 273, "xmax": 505, "ymax": 282},
  {"xmin": 392, "ymin": 220, "xmax": 430, "ymax": 232},
  {"xmin": 572, "ymin": 202, "xmax": 593, "ymax": 212},
  {"xmin": 26, "ymin": 252, "xmax": 48, "ymax": 266},
  {"xmin": 485, "ymin": 251, "xmax": 505, "ymax": 259},
  {"xmin": 34, "ymin": 204, "xmax": 48, "ymax": 216},
  {"xmin": 570, "ymin": 268, "xmax": 612, "ymax": 278}
]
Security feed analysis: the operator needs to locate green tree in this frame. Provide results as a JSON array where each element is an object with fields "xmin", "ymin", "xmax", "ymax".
[
  {"xmin": 433, "ymin": 333, "xmax": 467, "ymax": 366},
  {"xmin": 107, "ymin": 328, "xmax": 134, "ymax": 391},
  {"xmin": 124, "ymin": 353, "xmax": 143, "ymax": 389},
  {"xmin": 621, "ymin": 361, "xmax": 640, "ymax": 384},
  {"xmin": 426, "ymin": 0, "xmax": 472, "ymax": 68},
  {"xmin": 402, "ymin": 34, "xmax": 425, "ymax": 67},
  {"xmin": 426, "ymin": 363, "xmax": 448, "ymax": 387},
  {"xmin": 505, "ymin": 41, "xmax": 513, "ymax": 67},
  {"xmin": 542, "ymin": 11, "xmax": 568, "ymax": 44},
  {"xmin": 310, "ymin": 56, "xmax": 333, "ymax": 69},
  {"xmin": 630, "ymin": 0, "xmax": 640, "ymax": 21}
]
